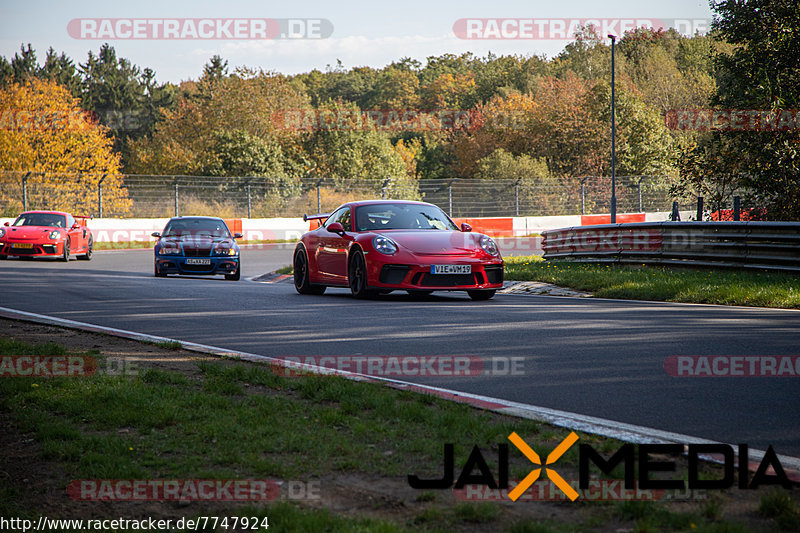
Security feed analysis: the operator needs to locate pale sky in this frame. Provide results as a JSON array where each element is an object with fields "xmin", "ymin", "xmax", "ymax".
[{"xmin": 0, "ymin": 0, "xmax": 715, "ymax": 84}]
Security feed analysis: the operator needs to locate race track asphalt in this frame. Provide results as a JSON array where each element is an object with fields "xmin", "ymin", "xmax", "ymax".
[{"xmin": 2, "ymin": 246, "xmax": 799, "ymax": 456}]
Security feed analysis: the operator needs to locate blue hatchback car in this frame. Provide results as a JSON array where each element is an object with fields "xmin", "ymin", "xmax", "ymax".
[{"xmin": 152, "ymin": 216, "xmax": 242, "ymax": 280}]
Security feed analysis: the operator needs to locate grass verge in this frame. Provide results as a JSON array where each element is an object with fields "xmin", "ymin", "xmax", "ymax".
[
  {"xmin": 1, "ymin": 332, "xmax": 794, "ymax": 532},
  {"xmin": 504, "ymin": 256, "xmax": 800, "ymax": 308}
]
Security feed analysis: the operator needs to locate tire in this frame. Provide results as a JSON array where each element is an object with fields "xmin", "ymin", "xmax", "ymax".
[
  {"xmin": 293, "ymin": 246, "xmax": 325, "ymax": 295},
  {"xmin": 154, "ymin": 261, "xmax": 166, "ymax": 277},
  {"xmin": 468, "ymin": 289, "xmax": 496, "ymax": 301},
  {"xmin": 78, "ymin": 237, "xmax": 93, "ymax": 260},
  {"xmin": 407, "ymin": 290, "xmax": 433, "ymax": 298},
  {"xmin": 225, "ymin": 263, "xmax": 241, "ymax": 281},
  {"xmin": 61, "ymin": 239, "xmax": 70, "ymax": 262},
  {"xmin": 348, "ymin": 249, "xmax": 376, "ymax": 299}
]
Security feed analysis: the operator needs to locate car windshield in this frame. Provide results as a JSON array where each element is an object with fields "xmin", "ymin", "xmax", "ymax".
[
  {"xmin": 354, "ymin": 204, "xmax": 457, "ymax": 231},
  {"xmin": 13, "ymin": 213, "xmax": 66, "ymax": 228},
  {"xmin": 163, "ymin": 219, "xmax": 231, "ymax": 238}
]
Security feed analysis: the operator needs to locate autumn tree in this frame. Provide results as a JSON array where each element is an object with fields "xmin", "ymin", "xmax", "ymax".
[
  {"xmin": 704, "ymin": 0, "xmax": 800, "ymax": 219},
  {"xmin": 0, "ymin": 79, "xmax": 130, "ymax": 215}
]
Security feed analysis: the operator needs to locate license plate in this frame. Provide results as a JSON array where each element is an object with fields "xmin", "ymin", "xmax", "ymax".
[
  {"xmin": 12, "ymin": 243, "xmax": 34, "ymax": 249},
  {"xmin": 185, "ymin": 258, "xmax": 211, "ymax": 265},
  {"xmin": 431, "ymin": 264, "xmax": 471, "ymax": 274}
]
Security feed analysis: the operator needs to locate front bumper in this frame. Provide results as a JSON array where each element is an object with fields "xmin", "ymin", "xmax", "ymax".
[
  {"xmin": 367, "ymin": 256, "xmax": 504, "ymax": 290},
  {"xmin": 155, "ymin": 255, "xmax": 239, "ymax": 276},
  {"xmin": 0, "ymin": 241, "xmax": 63, "ymax": 257}
]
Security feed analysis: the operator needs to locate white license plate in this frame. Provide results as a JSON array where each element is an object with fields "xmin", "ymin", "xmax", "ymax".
[
  {"xmin": 431, "ymin": 264, "xmax": 471, "ymax": 274},
  {"xmin": 185, "ymin": 258, "xmax": 211, "ymax": 265}
]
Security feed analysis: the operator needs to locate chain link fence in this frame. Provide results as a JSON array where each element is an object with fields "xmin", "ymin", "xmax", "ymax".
[{"xmin": 0, "ymin": 172, "xmax": 682, "ymax": 219}]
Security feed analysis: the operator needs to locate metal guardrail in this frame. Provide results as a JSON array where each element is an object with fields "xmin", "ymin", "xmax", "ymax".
[{"xmin": 542, "ymin": 222, "xmax": 800, "ymax": 273}]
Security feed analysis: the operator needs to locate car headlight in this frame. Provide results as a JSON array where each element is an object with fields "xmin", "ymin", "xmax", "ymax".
[
  {"xmin": 159, "ymin": 245, "xmax": 181, "ymax": 255},
  {"xmin": 0, "ymin": 228, "xmax": 4, "ymax": 239},
  {"xmin": 49, "ymin": 230, "xmax": 61, "ymax": 240},
  {"xmin": 372, "ymin": 235, "xmax": 397, "ymax": 255},
  {"xmin": 214, "ymin": 246, "xmax": 238, "ymax": 256},
  {"xmin": 479, "ymin": 235, "xmax": 499, "ymax": 256}
]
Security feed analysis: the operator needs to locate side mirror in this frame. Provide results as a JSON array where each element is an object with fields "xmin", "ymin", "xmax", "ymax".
[
  {"xmin": 3, "ymin": 222, "xmax": 9, "ymax": 226},
  {"xmin": 71, "ymin": 223, "xmax": 80, "ymax": 229},
  {"xmin": 234, "ymin": 233, "xmax": 243, "ymax": 239},
  {"xmin": 460, "ymin": 223, "xmax": 472, "ymax": 232},
  {"xmin": 326, "ymin": 222, "xmax": 345, "ymax": 235},
  {"xmin": 151, "ymin": 232, "xmax": 161, "ymax": 238}
]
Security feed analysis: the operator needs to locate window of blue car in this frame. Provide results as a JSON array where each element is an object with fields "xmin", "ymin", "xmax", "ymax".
[
  {"xmin": 13, "ymin": 213, "xmax": 67, "ymax": 228},
  {"xmin": 163, "ymin": 219, "xmax": 231, "ymax": 238},
  {"xmin": 355, "ymin": 204, "xmax": 457, "ymax": 231}
]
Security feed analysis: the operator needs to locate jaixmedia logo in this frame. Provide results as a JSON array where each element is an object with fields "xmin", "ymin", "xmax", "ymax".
[{"xmin": 408, "ymin": 432, "xmax": 796, "ymax": 501}]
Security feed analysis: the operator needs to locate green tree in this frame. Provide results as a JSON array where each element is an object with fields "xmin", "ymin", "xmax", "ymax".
[
  {"xmin": 695, "ymin": 0, "xmax": 800, "ymax": 219},
  {"xmin": 80, "ymin": 44, "xmax": 176, "ymax": 151}
]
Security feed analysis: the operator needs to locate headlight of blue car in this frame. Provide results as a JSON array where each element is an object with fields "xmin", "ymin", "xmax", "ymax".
[
  {"xmin": 213, "ymin": 246, "xmax": 238, "ymax": 256},
  {"xmin": 159, "ymin": 245, "xmax": 181, "ymax": 255}
]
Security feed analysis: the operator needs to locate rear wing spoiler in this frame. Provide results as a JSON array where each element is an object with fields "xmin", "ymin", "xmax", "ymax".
[
  {"xmin": 303, "ymin": 213, "xmax": 331, "ymax": 222},
  {"xmin": 74, "ymin": 215, "xmax": 92, "ymax": 227}
]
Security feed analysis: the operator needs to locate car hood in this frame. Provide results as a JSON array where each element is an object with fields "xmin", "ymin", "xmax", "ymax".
[
  {"xmin": 376, "ymin": 230, "xmax": 481, "ymax": 255},
  {"xmin": 161, "ymin": 236, "xmax": 235, "ymax": 247},
  {"xmin": 3, "ymin": 226, "xmax": 60, "ymax": 240}
]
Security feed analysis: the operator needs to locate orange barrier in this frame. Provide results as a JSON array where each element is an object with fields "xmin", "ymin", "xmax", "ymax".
[
  {"xmin": 224, "ymin": 219, "xmax": 243, "ymax": 235},
  {"xmin": 452, "ymin": 217, "xmax": 514, "ymax": 237},
  {"xmin": 580, "ymin": 213, "xmax": 645, "ymax": 225}
]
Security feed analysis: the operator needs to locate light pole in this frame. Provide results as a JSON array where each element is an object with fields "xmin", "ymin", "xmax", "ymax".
[{"xmin": 608, "ymin": 34, "xmax": 617, "ymax": 224}]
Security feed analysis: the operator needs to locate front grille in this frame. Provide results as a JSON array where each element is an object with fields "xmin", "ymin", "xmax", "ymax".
[
  {"xmin": 183, "ymin": 248, "xmax": 211, "ymax": 257},
  {"xmin": 379, "ymin": 265, "xmax": 410, "ymax": 284},
  {"xmin": 484, "ymin": 266, "xmax": 504, "ymax": 284},
  {"xmin": 9, "ymin": 247, "xmax": 38, "ymax": 255},
  {"xmin": 419, "ymin": 273, "xmax": 477, "ymax": 287}
]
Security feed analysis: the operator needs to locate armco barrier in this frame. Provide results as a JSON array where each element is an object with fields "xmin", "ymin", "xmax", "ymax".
[{"xmin": 542, "ymin": 222, "xmax": 800, "ymax": 273}]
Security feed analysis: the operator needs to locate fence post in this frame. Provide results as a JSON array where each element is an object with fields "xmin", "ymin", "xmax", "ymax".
[
  {"xmin": 174, "ymin": 180, "xmax": 179, "ymax": 217},
  {"xmin": 448, "ymin": 180, "xmax": 453, "ymax": 216},
  {"xmin": 637, "ymin": 177, "xmax": 644, "ymax": 212},
  {"xmin": 382, "ymin": 177, "xmax": 390, "ymax": 199},
  {"xmin": 733, "ymin": 196, "xmax": 741, "ymax": 221},
  {"xmin": 247, "ymin": 183, "xmax": 252, "ymax": 219},
  {"xmin": 22, "ymin": 171, "xmax": 30, "ymax": 211},
  {"xmin": 670, "ymin": 201, "xmax": 680, "ymax": 221},
  {"xmin": 580, "ymin": 177, "xmax": 587, "ymax": 215},
  {"xmin": 514, "ymin": 179, "xmax": 520, "ymax": 216},
  {"xmin": 316, "ymin": 179, "xmax": 322, "ymax": 213},
  {"xmin": 97, "ymin": 174, "xmax": 106, "ymax": 218},
  {"xmin": 696, "ymin": 196, "xmax": 704, "ymax": 222}
]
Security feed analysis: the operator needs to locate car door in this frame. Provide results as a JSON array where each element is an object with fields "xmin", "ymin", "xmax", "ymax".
[
  {"xmin": 315, "ymin": 207, "xmax": 352, "ymax": 283},
  {"xmin": 65, "ymin": 214, "xmax": 83, "ymax": 252}
]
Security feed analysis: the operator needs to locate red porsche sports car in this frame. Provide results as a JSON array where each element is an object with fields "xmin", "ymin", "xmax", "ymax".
[
  {"xmin": 293, "ymin": 200, "xmax": 504, "ymax": 300},
  {"xmin": 0, "ymin": 211, "xmax": 94, "ymax": 261}
]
